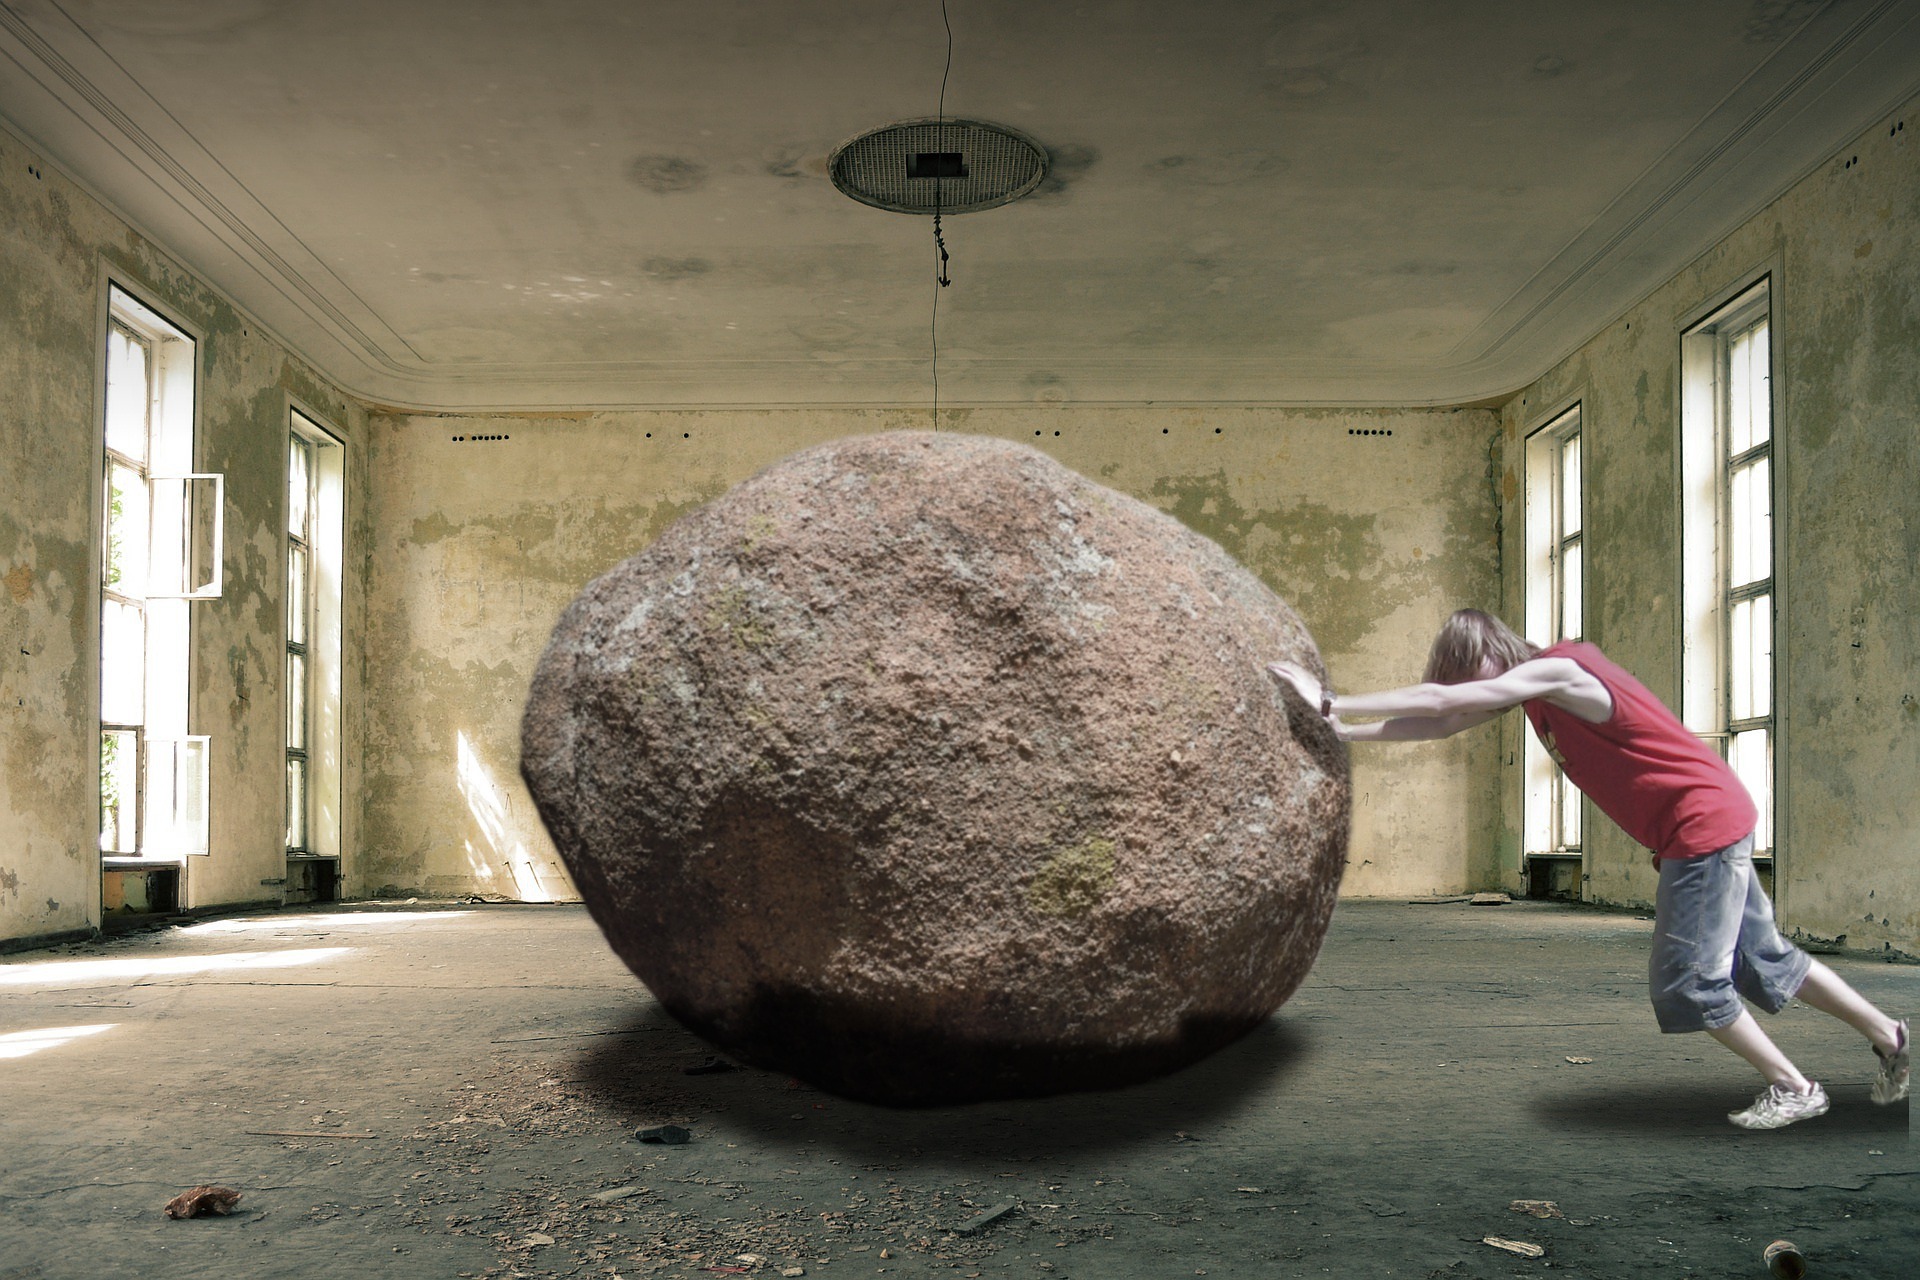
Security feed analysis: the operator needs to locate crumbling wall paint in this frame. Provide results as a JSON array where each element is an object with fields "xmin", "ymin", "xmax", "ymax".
[
  {"xmin": 2, "ymin": 124, "xmax": 121, "ymax": 943},
  {"xmin": 1497, "ymin": 92, "xmax": 1920, "ymax": 952},
  {"xmin": 0, "ymin": 116, "xmax": 370, "ymax": 944},
  {"xmin": 361, "ymin": 406, "xmax": 1500, "ymax": 902}
]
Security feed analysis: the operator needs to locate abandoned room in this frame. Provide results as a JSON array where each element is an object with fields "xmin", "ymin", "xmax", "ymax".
[{"xmin": 2, "ymin": 1, "xmax": 1917, "ymax": 1276}]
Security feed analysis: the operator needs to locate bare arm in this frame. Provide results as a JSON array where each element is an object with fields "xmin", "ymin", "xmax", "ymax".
[
  {"xmin": 1338, "ymin": 708, "xmax": 1504, "ymax": 742},
  {"xmin": 1267, "ymin": 656, "xmax": 1611, "ymax": 740}
]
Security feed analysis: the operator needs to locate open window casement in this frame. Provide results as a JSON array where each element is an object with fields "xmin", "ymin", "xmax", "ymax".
[
  {"xmin": 143, "ymin": 735, "xmax": 211, "ymax": 857},
  {"xmin": 143, "ymin": 474, "xmax": 224, "ymax": 600}
]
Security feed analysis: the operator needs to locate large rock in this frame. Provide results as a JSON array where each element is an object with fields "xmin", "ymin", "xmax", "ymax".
[{"xmin": 521, "ymin": 431, "xmax": 1348, "ymax": 1105}]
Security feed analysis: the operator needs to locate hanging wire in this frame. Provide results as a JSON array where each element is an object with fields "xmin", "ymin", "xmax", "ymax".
[{"xmin": 930, "ymin": 0, "xmax": 953, "ymax": 428}]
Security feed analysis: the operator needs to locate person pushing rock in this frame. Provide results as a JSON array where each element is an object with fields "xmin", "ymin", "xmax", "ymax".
[{"xmin": 1268, "ymin": 607, "xmax": 1908, "ymax": 1130}]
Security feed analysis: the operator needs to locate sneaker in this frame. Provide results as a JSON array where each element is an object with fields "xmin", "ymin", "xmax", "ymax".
[
  {"xmin": 1728, "ymin": 1082, "xmax": 1830, "ymax": 1130},
  {"xmin": 1871, "ymin": 1019, "xmax": 1909, "ymax": 1104}
]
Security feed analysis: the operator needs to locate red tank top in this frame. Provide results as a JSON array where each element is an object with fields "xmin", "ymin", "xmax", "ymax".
[{"xmin": 1522, "ymin": 641, "xmax": 1755, "ymax": 858}]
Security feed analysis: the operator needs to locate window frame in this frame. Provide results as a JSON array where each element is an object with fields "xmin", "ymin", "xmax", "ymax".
[
  {"xmin": 1522, "ymin": 402, "xmax": 1585, "ymax": 863},
  {"xmin": 1681, "ymin": 277, "xmax": 1777, "ymax": 863},
  {"xmin": 286, "ymin": 430, "xmax": 315, "ymax": 855},
  {"xmin": 284, "ymin": 405, "xmax": 345, "ymax": 871},
  {"xmin": 99, "ymin": 320, "xmax": 154, "ymax": 855}
]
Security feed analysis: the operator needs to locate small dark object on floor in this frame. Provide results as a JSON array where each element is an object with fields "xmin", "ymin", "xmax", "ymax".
[
  {"xmin": 954, "ymin": 1202, "xmax": 1018, "ymax": 1235},
  {"xmin": 1764, "ymin": 1240, "xmax": 1807, "ymax": 1280},
  {"xmin": 636, "ymin": 1124, "xmax": 692, "ymax": 1144},
  {"xmin": 164, "ymin": 1186, "xmax": 242, "ymax": 1218},
  {"xmin": 684, "ymin": 1057, "xmax": 738, "ymax": 1075}
]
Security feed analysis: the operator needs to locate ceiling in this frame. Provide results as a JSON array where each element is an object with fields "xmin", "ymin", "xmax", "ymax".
[{"xmin": 3, "ymin": 0, "xmax": 1917, "ymax": 410}]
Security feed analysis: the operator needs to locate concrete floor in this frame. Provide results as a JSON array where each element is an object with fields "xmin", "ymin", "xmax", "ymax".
[{"xmin": 1, "ymin": 900, "xmax": 1913, "ymax": 1279}]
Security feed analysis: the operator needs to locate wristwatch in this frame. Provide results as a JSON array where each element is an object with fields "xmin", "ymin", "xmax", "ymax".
[{"xmin": 1320, "ymin": 687, "xmax": 1335, "ymax": 719}]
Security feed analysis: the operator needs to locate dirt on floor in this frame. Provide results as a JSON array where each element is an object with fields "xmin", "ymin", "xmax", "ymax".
[{"xmin": 1, "ymin": 900, "xmax": 1915, "ymax": 1279}]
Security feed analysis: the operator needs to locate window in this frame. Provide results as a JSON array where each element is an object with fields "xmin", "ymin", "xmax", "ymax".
[
  {"xmin": 286, "ymin": 409, "xmax": 344, "ymax": 884},
  {"xmin": 1682, "ymin": 280, "xmax": 1774, "ymax": 856},
  {"xmin": 286, "ymin": 432, "xmax": 312, "ymax": 853},
  {"xmin": 1523, "ymin": 405, "xmax": 1583, "ymax": 864},
  {"xmin": 98, "ymin": 287, "xmax": 220, "ymax": 864}
]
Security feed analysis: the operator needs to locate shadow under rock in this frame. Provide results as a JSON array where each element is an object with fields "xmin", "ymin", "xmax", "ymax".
[
  {"xmin": 1532, "ymin": 1083, "xmax": 1908, "ymax": 1138},
  {"xmin": 567, "ymin": 1001, "xmax": 1315, "ymax": 1163}
]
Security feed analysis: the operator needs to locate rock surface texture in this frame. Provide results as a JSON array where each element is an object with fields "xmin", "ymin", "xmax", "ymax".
[{"xmin": 522, "ymin": 432, "xmax": 1349, "ymax": 1105}]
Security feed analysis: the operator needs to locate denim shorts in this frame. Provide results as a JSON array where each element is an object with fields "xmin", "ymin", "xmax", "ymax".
[{"xmin": 1647, "ymin": 832, "xmax": 1812, "ymax": 1033}]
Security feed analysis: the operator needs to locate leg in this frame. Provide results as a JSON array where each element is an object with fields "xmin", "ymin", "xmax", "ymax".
[
  {"xmin": 1718, "ymin": 854, "xmax": 1910, "ymax": 1078},
  {"xmin": 1707, "ymin": 1009, "xmax": 1809, "ymax": 1091},
  {"xmin": 1792, "ymin": 960, "xmax": 1901, "ymax": 1054},
  {"xmin": 1795, "ymin": 959, "xmax": 1909, "ymax": 1103},
  {"xmin": 1647, "ymin": 844, "xmax": 1753, "ymax": 1038},
  {"xmin": 1651, "ymin": 838, "xmax": 1827, "ymax": 1127}
]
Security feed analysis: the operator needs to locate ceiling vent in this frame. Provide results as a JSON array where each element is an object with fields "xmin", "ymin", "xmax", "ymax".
[{"xmin": 830, "ymin": 118, "xmax": 1048, "ymax": 215}]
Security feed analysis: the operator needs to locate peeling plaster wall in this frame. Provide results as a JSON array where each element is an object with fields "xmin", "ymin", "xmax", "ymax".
[
  {"xmin": 1496, "ymin": 94, "xmax": 1920, "ymax": 955},
  {"xmin": 0, "ymin": 119, "xmax": 369, "ymax": 945},
  {"xmin": 363, "ymin": 407, "xmax": 1498, "ymax": 903}
]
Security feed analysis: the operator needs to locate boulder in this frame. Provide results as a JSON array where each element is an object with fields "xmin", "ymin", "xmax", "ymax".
[{"xmin": 521, "ymin": 431, "xmax": 1348, "ymax": 1105}]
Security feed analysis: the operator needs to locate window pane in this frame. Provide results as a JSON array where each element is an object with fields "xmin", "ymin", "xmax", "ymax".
[
  {"xmin": 1731, "ymin": 729, "xmax": 1771, "ymax": 852},
  {"xmin": 288, "ymin": 435, "xmax": 311, "ymax": 537},
  {"xmin": 1557, "ymin": 769, "xmax": 1581, "ymax": 850},
  {"xmin": 1729, "ymin": 329, "xmax": 1752, "ymax": 455},
  {"xmin": 287, "ymin": 652, "xmax": 307, "ymax": 750},
  {"xmin": 1729, "ymin": 455, "xmax": 1770, "ymax": 589},
  {"xmin": 1730, "ymin": 463, "xmax": 1751, "ymax": 587},
  {"xmin": 1728, "ymin": 322, "xmax": 1771, "ymax": 455},
  {"xmin": 105, "ymin": 462, "xmax": 150, "ymax": 597},
  {"xmin": 1560, "ymin": 434, "xmax": 1581, "ymax": 536},
  {"xmin": 287, "ymin": 758, "xmax": 307, "ymax": 851},
  {"xmin": 105, "ymin": 329, "xmax": 149, "ymax": 464},
  {"xmin": 1560, "ymin": 539, "xmax": 1582, "ymax": 641},
  {"xmin": 100, "ymin": 729, "xmax": 140, "ymax": 853},
  {"xmin": 175, "ymin": 738, "xmax": 208, "ymax": 845},
  {"xmin": 1729, "ymin": 594, "xmax": 1772, "ymax": 722},
  {"xmin": 100, "ymin": 599, "xmax": 146, "ymax": 725},
  {"xmin": 287, "ymin": 545, "xmax": 308, "ymax": 645}
]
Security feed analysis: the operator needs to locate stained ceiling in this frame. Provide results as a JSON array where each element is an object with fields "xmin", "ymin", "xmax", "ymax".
[{"xmin": 2, "ymin": 0, "xmax": 1917, "ymax": 409}]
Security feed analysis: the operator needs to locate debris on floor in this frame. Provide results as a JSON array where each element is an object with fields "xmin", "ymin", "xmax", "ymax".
[
  {"xmin": 685, "ymin": 1058, "xmax": 739, "ymax": 1075},
  {"xmin": 589, "ymin": 1185, "xmax": 643, "ymax": 1202},
  {"xmin": 636, "ymin": 1123, "xmax": 693, "ymax": 1144},
  {"xmin": 1564, "ymin": 1056, "xmax": 1594, "ymax": 1065},
  {"xmin": 164, "ymin": 1185, "xmax": 243, "ymax": 1218},
  {"xmin": 954, "ymin": 1202, "xmax": 1019, "ymax": 1235},
  {"xmin": 1469, "ymin": 893, "xmax": 1511, "ymax": 906},
  {"xmin": 244, "ymin": 1129, "xmax": 377, "ymax": 1139},
  {"xmin": 1508, "ymin": 1200, "xmax": 1564, "ymax": 1219},
  {"xmin": 1482, "ymin": 1236, "xmax": 1545, "ymax": 1258}
]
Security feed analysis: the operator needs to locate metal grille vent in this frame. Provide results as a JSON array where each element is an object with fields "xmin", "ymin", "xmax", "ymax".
[{"xmin": 830, "ymin": 118, "xmax": 1048, "ymax": 215}]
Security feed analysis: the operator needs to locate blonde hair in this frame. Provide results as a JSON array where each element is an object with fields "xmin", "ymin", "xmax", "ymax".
[{"xmin": 1423, "ymin": 609, "xmax": 1540, "ymax": 684}]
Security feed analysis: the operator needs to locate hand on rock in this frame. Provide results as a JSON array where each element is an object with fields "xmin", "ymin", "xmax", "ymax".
[{"xmin": 1265, "ymin": 661, "xmax": 1322, "ymax": 708}]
